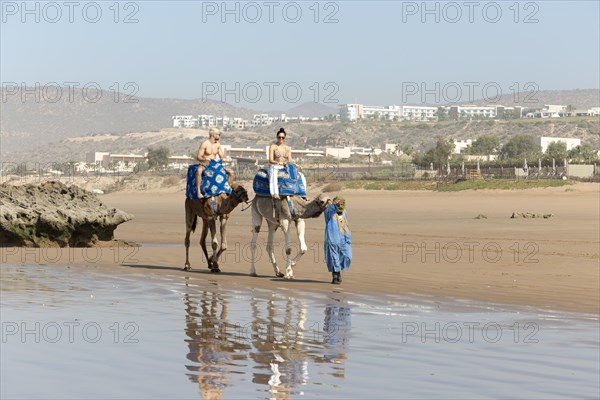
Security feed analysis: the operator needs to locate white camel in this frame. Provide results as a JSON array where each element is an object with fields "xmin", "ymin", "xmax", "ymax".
[{"xmin": 249, "ymin": 194, "xmax": 329, "ymax": 279}]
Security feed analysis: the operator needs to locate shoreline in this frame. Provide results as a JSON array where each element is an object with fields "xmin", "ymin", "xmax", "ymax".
[{"xmin": 2, "ymin": 183, "xmax": 599, "ymax": 314}]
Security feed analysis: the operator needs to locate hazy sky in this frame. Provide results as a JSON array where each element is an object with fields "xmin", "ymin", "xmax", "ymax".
[{"xmin": 1, "ymin": 0, "xmax": 599, "ymax": 110}]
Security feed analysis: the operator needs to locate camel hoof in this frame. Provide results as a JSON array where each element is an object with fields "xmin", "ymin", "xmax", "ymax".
[
  {"xmin": 250, "ymin": 272, "xmax": 258, "ymax": 277},
  {"xmin": 210, "ymin": 268, "xmax": 221, "ymax": 273},
  {"xmin": 284, "ymin": 274, "xmax": 293, "ymax": 280},
  {"xmin": 183, "ymin": 264, "xmax": 191, "ymax": 271},
  {"xmin": 276, "ymin": 272, "xmax": 285, "ymax": 278}
]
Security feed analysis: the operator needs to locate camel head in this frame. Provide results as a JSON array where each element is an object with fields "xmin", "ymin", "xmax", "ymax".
[
  {"xmin": 230, "ymin": 183, "xmax": 249, "ymax": 203},
  {"xmin": 299, "ymin": 193, "xmax": 330, "ymax": 218}
]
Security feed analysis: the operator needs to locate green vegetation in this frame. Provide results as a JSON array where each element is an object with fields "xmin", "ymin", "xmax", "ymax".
[
  {"xmin": 468, "ymin": 135, "xmax": 501, "ymax": 155},
  {"xmin": 344, "ymin": 180, "xmax": 437, "ymax": 190},
  {"xmin": 568, "ymin": 144, "xmax": 598, "ymax": 163},
  {"xmin": 434, "ymin": 179, "xmax": 574, "ymax": 192},
  {"xmin": 500, "ymin": 134, "xmax": 542, "ymax": 160},
  {"xmin": 147, "ymin": 146, "xmax": 170, "ymax": 171},
  {"xmin": 546, "ymin": 141, "xmax": 568, "ymax": 163},
  {"xmin": 337, "ymin": 179, "xmax": 574, "ymax": 192},
  {"xmin": 411, "ymin": 136, "xmax": 454, "ymax": 169}
]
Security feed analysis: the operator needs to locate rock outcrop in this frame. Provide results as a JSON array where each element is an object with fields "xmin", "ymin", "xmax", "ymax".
[
  {"xmin": 510, "ymin": 212, "xmax": 554, "ymax": 219},
  {"xmin": 1, "ymin": 181, "xmax": 133, "ymax": 247}
]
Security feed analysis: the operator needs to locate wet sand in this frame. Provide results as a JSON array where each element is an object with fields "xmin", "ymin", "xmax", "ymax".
[
  {"xmin": 3, "ymin": 264, "xmax": 598, "ymax": 399},
  {"xmin": 3, "ymin": 183, "xmax": 599, "ymax": 314}
]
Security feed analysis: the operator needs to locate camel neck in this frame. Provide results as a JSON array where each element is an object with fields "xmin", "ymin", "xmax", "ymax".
[
  {"xmin": 291, "ymin": 197, "xmax": 319, "ymax": 219},
  {"xmin": 221, "ymin": 193, "xmax": 242, "ymax": 214}
]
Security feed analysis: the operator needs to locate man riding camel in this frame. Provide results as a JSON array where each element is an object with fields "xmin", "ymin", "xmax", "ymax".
[{"xmin": 195, "ymin": 128, "xmax": 234, "ymax": 199}]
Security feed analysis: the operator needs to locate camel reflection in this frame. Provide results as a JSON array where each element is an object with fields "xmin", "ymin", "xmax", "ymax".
[
  {"xmin": 249, "ymin": 294, "xmax": 310, "ymax": 398},
  {"xmin": 183, "ymin": 287, "xmax": 250, "ymax": 400},
  {"xmin": 183, "ymin": 284, "xmax": 352, "ymax": 398}
]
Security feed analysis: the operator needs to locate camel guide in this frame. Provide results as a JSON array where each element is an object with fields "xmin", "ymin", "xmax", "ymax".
[{"xmin": 324, "ymin": 196, "xmax": 352, "ymax": 284}]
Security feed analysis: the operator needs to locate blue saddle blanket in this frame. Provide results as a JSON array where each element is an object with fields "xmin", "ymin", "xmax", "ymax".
[
  {"xmin": 253, "ymin": 164, "xmax": 306, "ymax": 197},
  {"xmin": 186, "ymin": 160, "xmax": 231, "ymax": 200}
]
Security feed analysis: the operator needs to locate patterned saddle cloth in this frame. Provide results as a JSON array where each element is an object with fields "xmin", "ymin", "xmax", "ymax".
[
  {"xmin": 186, "ymin": 160, "xmax": 231, "ymax": 200},
  {"xmin": 253, "ymin": 163, "xmax": 306, "ymax": 197}
]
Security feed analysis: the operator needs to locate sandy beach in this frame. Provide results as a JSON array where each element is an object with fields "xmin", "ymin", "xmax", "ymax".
[
  {"xmin": 3, "ymin": 182, "xmax": 599, "ymax": 314},
  {"xmin": 2, "ymin": 181, "xmax": 600, "ymax": 399}
]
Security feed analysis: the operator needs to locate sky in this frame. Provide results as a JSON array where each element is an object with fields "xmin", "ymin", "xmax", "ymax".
[{"xmin": 1, "ymin": 0, "xmax": 599, "ymax": 110}]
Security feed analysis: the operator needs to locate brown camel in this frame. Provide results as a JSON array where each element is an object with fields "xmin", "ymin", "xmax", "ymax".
[
  {"xmin": 249, "ymin": 194, "xmax": 330, "ymax": 279},
  {"xmin": 184, "ymin": 182, "xmax": 249, "ymax": 272}
]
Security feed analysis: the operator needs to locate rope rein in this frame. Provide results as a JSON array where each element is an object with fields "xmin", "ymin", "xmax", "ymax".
[{"xmin": 241, "ymin": 199, "xmax": 253, "ymax": 212}]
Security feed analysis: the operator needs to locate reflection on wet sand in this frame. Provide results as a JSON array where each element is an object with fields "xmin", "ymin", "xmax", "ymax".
[
  {"xmin": 322, "ymin": 302, "xmax": 352, "ymax": 378},
  {"xmin": 182, "ymin": 282, "xmax": 352, "ymax": 398},
  {"xmin": 183, "ymin": 284, "xmax": 250, "ymax": 399},
  {"xmin": 3, "ymin": 266, "xmax": 597, "ymax": 399},
  {"xmin": 249, "ymin": 294, "xmax": 310, "ymax": 398}
]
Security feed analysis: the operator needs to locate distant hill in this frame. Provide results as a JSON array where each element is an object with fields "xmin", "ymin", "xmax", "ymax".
[
  {"xmin": 283, "ymin": 102, "xmax": 338, "ymax": 118},
  {"xmin": 469, "ymin": 89, "xmax": 599, "ymax": 109},
  {"xmin": 5, "ymin": 118, "xmax": 599, "ymax": 165},
  {"xmin": 0, "ymin": 87, "xmax": 257, "ymax": 154},
  {"xmin": 2, "ymin": 87, "xmax": 597, "ymax": 160}
]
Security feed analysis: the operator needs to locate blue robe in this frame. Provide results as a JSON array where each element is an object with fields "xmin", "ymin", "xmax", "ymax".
[{"xmin": 324, "ymin": 204, "xmax": 352, "ymax": 272}]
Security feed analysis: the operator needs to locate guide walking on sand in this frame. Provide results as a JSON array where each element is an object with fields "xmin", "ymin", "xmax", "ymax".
[{"xmin": 323, "ymin": 196, "xmax": 352, "ymax": 284}]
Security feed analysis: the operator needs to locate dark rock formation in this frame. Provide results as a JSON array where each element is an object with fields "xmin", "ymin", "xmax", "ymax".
[
  {"xmin": 1, "ymin": 181, "xmax": 133, "ymax": 247},
  {"xmin": 510, "ymin": 212, "xmax": 554, "ymax": 219}
]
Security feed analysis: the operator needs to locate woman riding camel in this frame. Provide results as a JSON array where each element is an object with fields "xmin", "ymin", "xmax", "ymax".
[{"xmin": 268, "ymin": 128, "xmax": 307, "ymax": 199}]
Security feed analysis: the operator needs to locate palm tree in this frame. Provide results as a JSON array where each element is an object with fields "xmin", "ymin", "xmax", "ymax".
[{"xmin": 394, "ymin": 143, "xmax": 402, "ymax": 155}]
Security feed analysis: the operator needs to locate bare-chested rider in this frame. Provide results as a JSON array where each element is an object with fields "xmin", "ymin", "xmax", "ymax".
[{"xmin": 196, "ymin": 128, "xmax": 233, "ymax": 199}]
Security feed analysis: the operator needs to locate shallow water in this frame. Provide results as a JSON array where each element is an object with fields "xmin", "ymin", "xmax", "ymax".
[{"xmin": 1, "ymin": 265, "xmax": 598, "ymax": 399}]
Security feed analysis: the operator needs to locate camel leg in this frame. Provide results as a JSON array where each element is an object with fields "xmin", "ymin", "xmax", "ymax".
[
  {"xmin": 266, "ymin": 221, "xmax": 284, "ymax": 278},
  {"xmin": 296, "ymin": 219, "xmax": 308, "ymax": 255},
  {"xmin": 208, "ymin": 219, "xmax": 218, "ymax": 272},
  {"xmin": 212, "ymin": 215, "xmax": 229, "ymax": 273},
  {"xmin": 199, "ymin": 219, "xmax": 212, "ymax": 270},
  {"xmin": 249, "ymin": 209, "xmax": 263, "ymax": 277},
  {"xmin": 184, "ymin": 201, "xmax": 194, "ymax": 271},
  {"xmin": 280, "ymin": 219, "xmax": 294, "ymax": 279},
  {"xmin": 291, "ymin": 219, "xmax": 307, "ymax": 267}
]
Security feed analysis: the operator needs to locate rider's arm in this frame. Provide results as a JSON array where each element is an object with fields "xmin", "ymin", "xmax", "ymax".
[
  {"xmin": 196, "ymin": 141, "xmax": 208, "ymax": 162},
  {"xmin": 269, "ymin": 145, "xmax": 279, "ymax": 165}
]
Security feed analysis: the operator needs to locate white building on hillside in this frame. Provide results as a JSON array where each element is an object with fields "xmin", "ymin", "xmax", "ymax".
[
  {"xmin": 338, "ymin": 104, "xmax": 363, "ymax": 121},
  {"xmin": 402, "ymin": 105, "xmax": 438, "ymax": 121},
  {"xmin": 198, "ymin": 115, "xmax": 217, "ymax": 127},
  {"xmin": 574, "ymin": 107, "xmax": 600, "ymax": 116},
  {"xmin": 86, "ymin": 151, "xmax": 110, "ymax": 165},
  {"xmin": 251, "ymin": 114, "xmax": 274, "ymax": 126},
  {"xmin": 542, "ymin": 105, "xmax": 568, "ymax": 114},
  {"xmin": 325, "ymin": 147, "xmax": 352, "ymax": 159},
  {"xmin": 454, "ymin": 139, "xmax": 473, "ymax": 154},
  {"xmin": 172, "ymin": 115, "xmax": 199, "ymax": 128},
  {"xmin": 449, "ymin": 105, "xmax": 497, "ymax": 119},
  {"xmin": 362, "ymin": 105, "xmax": 402, "ymax": 120},
  {"xmin": 385, "ymin": 143, "xmax": 403, "ymax": 155},
  {"xmin": 339, "ymin": 103, "xmax": 437, "ymax": 121},
  {"xmin": 351, "ymin": 147, "xmax": 383, "ymax": 156},
  {"xmin": 537, "ymin": 137, "xmax": 581, "ymax": 153}
]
